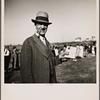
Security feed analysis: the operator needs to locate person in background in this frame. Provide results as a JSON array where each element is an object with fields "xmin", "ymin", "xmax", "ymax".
[
  {"xmin": 55, "ymin": 46, "xmax": 59, "ymax": 56},
  {"xmin": 54, "ymin": 46, "xmax": 60, "ymax": 65},
  {"xmin": 63, "ymin": 45, "xmax": 67, "ymax": 52},
  {"xmin": 18, "ymin": 49, "xmax": 21, "ymax": 67},
  {"xmin": 59, "ymin": 48, "xmax": 65, "ymax": 63},
  {"xmin": 12, "ymin": 46, "xmax": 17, "ymax": 70},
  {"xmin": 79, "ymin": 44, "xmax": 84, "ymax": 58},
  {"xmin": 88, "ymin": 44, "xmax": 92, "ymax": 54},
  {"xmin": 75, "ymin": 44, "xmax": 81, "ymax": 58},
  {"xmin": 52, "ymin": 45, "xmax": 56, "ymax": 57},
  {"xmin": 16, "ymin": 49, "xmax": 20, "ymax": 70},
  {"xmin": 94, "ymin": 46, "xmax": 96, "ymax": 55},
  {"xmin": 21, "ymin": 11, "xmax": 57, "ymax": 83},
  {"xmin": 84, "ymin": 43, "xmax": 88, "ymax": 57},
  {"xmin": 4, "ymin": 46, "xmax": 11, "ymax": 73}
]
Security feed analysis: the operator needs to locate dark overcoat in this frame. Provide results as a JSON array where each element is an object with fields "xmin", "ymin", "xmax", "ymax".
[{"xmin": 20, "ymin": 34, "xmax": 57, "ymax": 83}]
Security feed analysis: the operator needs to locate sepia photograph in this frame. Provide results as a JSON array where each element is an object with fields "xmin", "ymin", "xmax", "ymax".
[
  {"xmin": 2, "ymin": 0, "xmax": 99, "ymax": 100},
  {"xmin": 4, "ymin": 0, "xmax": 98, "ymax": 84}
]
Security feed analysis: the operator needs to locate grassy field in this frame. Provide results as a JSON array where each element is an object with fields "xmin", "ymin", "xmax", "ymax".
[
  {"xmin": 5, "ymin": 55, "xmax": 96, "ymax": 83},
  {"xmin": 56, "ymin": 55, "xmax": 96, "ymax": 83}
]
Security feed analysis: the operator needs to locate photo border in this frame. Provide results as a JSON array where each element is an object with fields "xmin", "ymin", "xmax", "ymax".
[{"xmin": 1, "ymin": 0, "xmax": 99, "ymax": 100}]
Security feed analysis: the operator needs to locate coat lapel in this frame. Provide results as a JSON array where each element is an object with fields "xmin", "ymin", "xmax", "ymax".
[
  {"xmin": 45, "ymin": 38, "xmax": 54, "ymax": 57},
  {"xmin": 32, "ymin": 34, "xmax": 48, "ymax": 59}
]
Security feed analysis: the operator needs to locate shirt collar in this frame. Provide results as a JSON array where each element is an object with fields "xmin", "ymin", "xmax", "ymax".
[
  {"xmin": 35, "ymin": 33, "xmax": 46, "ymax": 45},
  {"xmin": 35, "ymin": 33, "xmax": 45, "ymax": 39},
  {"xmin": 35, "ymin": 32, "xmax": 40, "ymax": 38}
]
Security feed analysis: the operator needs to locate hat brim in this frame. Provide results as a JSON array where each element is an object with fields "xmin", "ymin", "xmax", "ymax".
[{"xmin": 31, "ymin": 19, "xmax": 52, "ymax": 25}]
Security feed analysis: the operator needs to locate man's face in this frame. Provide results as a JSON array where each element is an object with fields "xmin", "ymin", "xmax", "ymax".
[{"xmin": 35, "ymin": 22, "xmax": 48, "ymax": 36}]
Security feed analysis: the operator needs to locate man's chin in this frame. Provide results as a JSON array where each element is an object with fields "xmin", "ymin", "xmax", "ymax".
[
  {"xmin": 40, "ymin": 34, "xmax": 45, "ymax": 37},
  {"xmin": 39, "ymin": 32, "xmax": 46, "ymax": 36},
  {"xmin": 40, "ymin": 33, "xmax": 45, "ymax": 35}
]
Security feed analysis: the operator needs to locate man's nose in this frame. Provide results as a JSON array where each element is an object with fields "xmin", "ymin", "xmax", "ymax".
[{"xmin": 41, "ymin": 24, "xmax": 45, "ymax": 28}]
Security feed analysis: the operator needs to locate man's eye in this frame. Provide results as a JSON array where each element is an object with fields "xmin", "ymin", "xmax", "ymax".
[{"xmin": 44, "ymin": 24, "xmax": 48, "ymax": 27}]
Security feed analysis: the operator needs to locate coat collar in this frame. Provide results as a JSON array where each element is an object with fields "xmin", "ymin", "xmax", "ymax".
[{"xmin": 32, "ymin": 34, "xmax": 48, "ymax": 59}]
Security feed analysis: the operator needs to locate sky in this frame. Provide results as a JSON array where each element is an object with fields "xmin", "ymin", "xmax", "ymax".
[{"xmin": 4, "ymin": 0, "xmax": 98, "ymax": 45}]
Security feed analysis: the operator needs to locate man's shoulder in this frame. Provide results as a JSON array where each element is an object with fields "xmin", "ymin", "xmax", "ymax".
[
  {"xmin": 25, "ymin": 35, "xmax": 34, "ymax": 41},
  {"xmin": 23, "ymin": 35, "xmax": 34, "ymax": 45},
  {"xmin": 26, "ymin": 35, "xmax": 33, "ymax": 40}
]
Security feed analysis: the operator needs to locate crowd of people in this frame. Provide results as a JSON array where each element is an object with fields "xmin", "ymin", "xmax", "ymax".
[
  {"xmin": 4, "ymin": 42, "xmax": 96, "ymax": 73},
  {"xmin": 51, "ymin": 43, "xmax": 96, "ymax": 63},
  {"xmin": 4, "ymin": 46, "xmax": 21, "ymax": 73}
]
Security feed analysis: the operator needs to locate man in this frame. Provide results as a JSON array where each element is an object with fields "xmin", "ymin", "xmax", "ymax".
[{"xmin": 21, "ymin": 11, "xmax": 57, "ymax": 83}]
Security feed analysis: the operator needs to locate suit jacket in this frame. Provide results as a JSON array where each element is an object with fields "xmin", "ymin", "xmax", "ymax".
[{"xmin": 20, "ymin": 34, "xmax": 57, "ymax": 83}]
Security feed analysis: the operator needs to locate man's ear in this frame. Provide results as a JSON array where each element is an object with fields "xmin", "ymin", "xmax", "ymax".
[{"xmin": 34, "ymin": 23, "xmax": 36, "ymax": 26}]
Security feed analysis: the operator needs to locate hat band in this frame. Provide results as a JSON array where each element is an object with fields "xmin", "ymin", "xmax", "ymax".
[{"xmin": 36, "ymin": 16, "xmax": 49, "ymax": 22}]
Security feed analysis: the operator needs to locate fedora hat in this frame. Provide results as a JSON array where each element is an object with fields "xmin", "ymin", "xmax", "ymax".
[{"xmin": 31, "ymin": 11, "xmax": 52, "ymax": 25}]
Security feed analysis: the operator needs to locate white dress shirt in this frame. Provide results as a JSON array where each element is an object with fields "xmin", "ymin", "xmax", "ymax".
[{"xmin": 35, "ymin": 33, "xmax": 46, "ymax": 45}]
